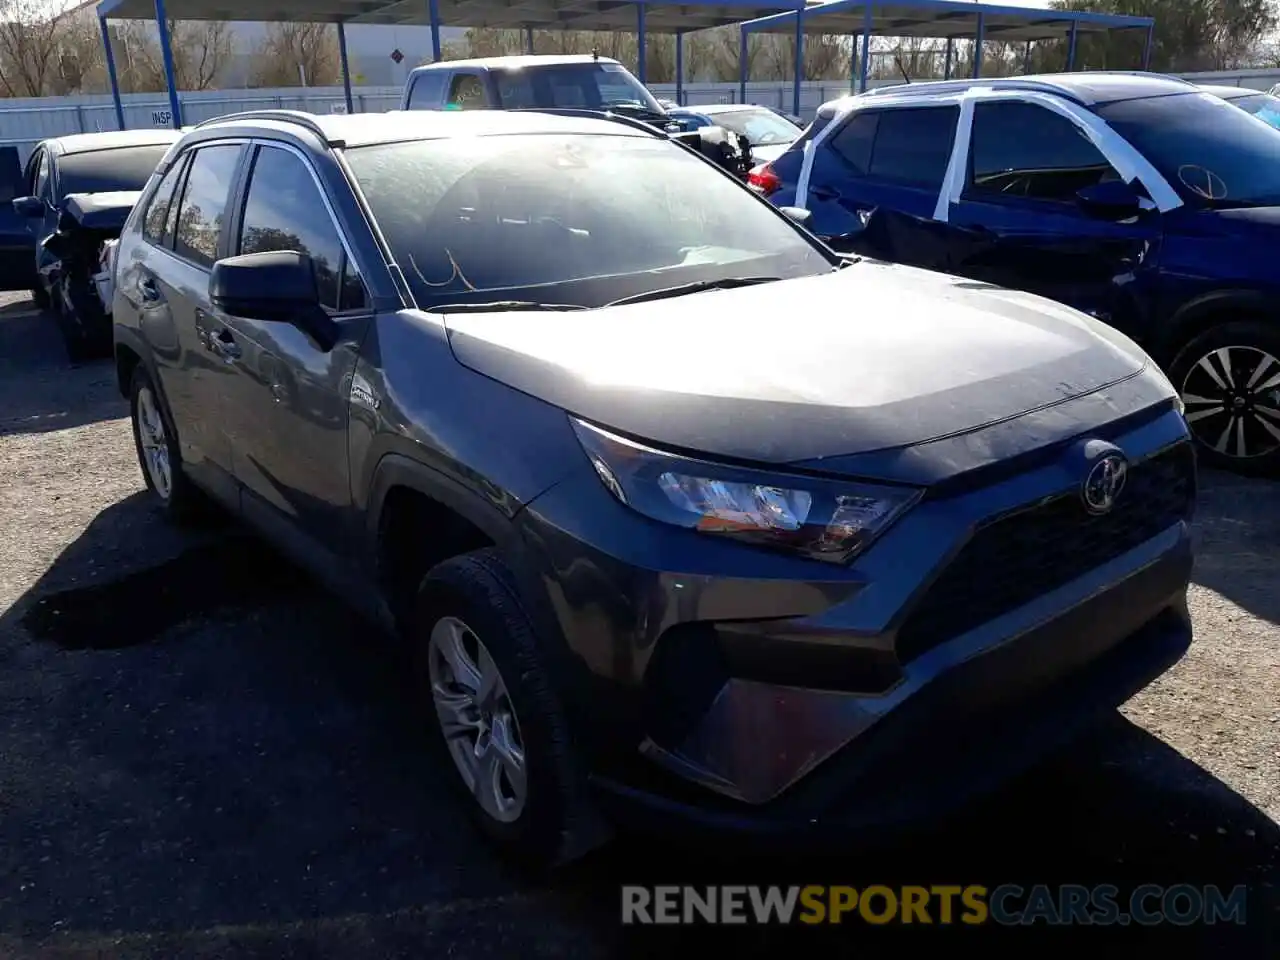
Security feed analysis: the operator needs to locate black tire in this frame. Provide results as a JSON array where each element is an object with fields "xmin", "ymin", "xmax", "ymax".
[
  {"xmin": 128, "ymin": 365, "xmax": 210, "ymax": 524},
  {"xmin": 54, "ymin": 274, "xmax": 109, "ymax": 363},
  {"xmin": 1169, "ymin": 320, "xmax": 1280, "ymax": 477},
  {"xmin": 412, "ymin": 548, "xmax": 609, "ymax": 870},
  {"xmin": 31, "ymin": 284, "xmax": 50, "ymax": 311}
]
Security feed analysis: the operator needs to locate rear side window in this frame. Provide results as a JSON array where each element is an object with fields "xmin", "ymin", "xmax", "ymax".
[
  {"xmin": 172, "ymin": 144, "xmax": 242, "ymax": 269},
  {"xmin": 407, "ymin": 72, "xmax": 445, "ymax": 109},
  {"xmin": 828, "ymin": 111, "xmax": 877, "ymax": 174},
  {"xmin": 142, "ymin": 154, "xmax": 188, "ymax": 246},
  {"xmin": 447, "ymin": 74, "xmax": 487, "ymax": 109},
  {"xmin": 867, "ymin": 107, "xmax": 958, "ymax": 189},
  {"xmin": 968, "ymin": 101, "xmax": 1118, "ymax": 202}
]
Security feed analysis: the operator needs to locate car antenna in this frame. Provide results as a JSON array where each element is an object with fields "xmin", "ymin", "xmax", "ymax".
[{"xmin": 895, "ymin": 56, "xmax": 911, "ymax": 84}]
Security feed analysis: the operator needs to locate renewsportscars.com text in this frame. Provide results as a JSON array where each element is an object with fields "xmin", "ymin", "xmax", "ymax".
[{"xmin": 621, "ymin": 884, "xmax": 1248, "ymax": 926}]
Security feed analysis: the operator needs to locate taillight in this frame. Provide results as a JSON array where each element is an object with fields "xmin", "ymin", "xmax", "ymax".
[{"xmin": 747, "ymin": 162, "xmax": 781, "ymax": 196}]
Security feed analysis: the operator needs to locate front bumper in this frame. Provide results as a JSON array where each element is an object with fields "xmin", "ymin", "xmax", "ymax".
[
  {"xmin": 518, "ymin": 406, "xmax": 1195, "ymax": 833},
  {"xmin": 591, "ymin": 539, "xmax": 1191, "ymax": 837}
]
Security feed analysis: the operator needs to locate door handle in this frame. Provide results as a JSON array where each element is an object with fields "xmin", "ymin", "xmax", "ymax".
[{"xmin": 209, "ymin": 327, "xmax": 242, "ymax": 362}]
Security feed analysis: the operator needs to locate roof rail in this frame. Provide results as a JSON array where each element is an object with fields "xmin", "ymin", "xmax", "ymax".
[{"xmin": 192, "ymin": 109, "xmax": 338, "ymax": 143}]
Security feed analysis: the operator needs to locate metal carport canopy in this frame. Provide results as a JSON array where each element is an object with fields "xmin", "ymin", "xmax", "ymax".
[
  {"xmin": 738, "ymin": 0, "xmax": 1155, "ymax": 97},
  {"xmin": 95, "ymin": 0, "xmax": 808, "ymax": 125}
]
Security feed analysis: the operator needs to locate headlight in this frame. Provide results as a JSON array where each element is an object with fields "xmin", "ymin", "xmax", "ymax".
[{"xmin": 571, "ymin": 418, "xmax": 920, "ymax": 564}]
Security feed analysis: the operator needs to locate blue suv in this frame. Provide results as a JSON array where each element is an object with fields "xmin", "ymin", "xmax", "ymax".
[{"xmin": 758, "ymin": 72, "xmax": 1280, "ymax": 475}]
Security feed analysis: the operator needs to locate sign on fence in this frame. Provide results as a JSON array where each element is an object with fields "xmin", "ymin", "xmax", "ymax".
[{"xmin": 151, "ymin": 109, "xmax": 172, "ymax": 127}]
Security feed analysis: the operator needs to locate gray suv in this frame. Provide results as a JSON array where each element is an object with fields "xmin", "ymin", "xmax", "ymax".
[{"xmin": 112, "ymin": 108, "xmax": 1196, "ymax": 867}]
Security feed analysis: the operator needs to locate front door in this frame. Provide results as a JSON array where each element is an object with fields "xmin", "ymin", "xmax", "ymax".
[
  {"xmin": 948, "ymin": 99, "xmax": 1161, "ymax": 336},
  {"xmin": 213, "ymin": 142, "xmax": 372, "ymax": 560}
]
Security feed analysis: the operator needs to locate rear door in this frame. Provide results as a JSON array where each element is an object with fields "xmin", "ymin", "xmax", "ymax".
[
  {"xmin": 0, "ymin": 145, "xmax": 35, "ymax": 292},
  {"xmin": 117, "ymin": 141, "xmax": 246, "ymax": 504},
  {"xmin": 800, "ymin": 105, "xmax": 959, "ymax": 253},
  {"xmin": 947, "ymin": 98, "xmax": 1160, "ymax": 329}
]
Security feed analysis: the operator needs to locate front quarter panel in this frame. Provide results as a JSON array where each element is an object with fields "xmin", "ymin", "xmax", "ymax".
[{"xmin": 349, "ymin": 309, "xmax": 586, "ymax": 522}]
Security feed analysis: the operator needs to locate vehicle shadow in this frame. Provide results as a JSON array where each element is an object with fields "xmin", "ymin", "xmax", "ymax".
[
  {"xmin": 1192, "ymin": 468, "xmax": 1280, "ymax": 625},
  {"xmin": 0, "ymin": 298, "xmax": 124, "ymax": 437},
  {"xmin": 0, "ymin": 494, "xmax": 1275, "ymax": 957}
]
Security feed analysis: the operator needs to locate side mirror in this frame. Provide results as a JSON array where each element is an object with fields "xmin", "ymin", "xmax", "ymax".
[
  {"xmin": 13, "ymin": 196, "xmax": 45, "ymax": 219},
  {"xmin": 1075, "ymin": 180, "xmax": 1143, "ymax": 220},
  {"xmin": 210, "ymin": 250, "xmax": 336, "ymax": 349},
  {"xmin": 779, "ymin": 206, "xmax": 813, "ymax": 228}
]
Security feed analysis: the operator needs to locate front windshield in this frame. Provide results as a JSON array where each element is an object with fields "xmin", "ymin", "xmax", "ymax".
[
  {"xmin": 59, "ymin": 144, "xmax": 171, "ymax": 198},
  {"xmin": 344, "ymin": 133, "xmax": 832, "ymax": 308},
  {"xmin": 1227, "ymin": 93, "xmax": 1280, "ymax": 130},
  {"xmin": 492, "ymin": 62, "xmax": 665, "ymax": 114},
  {"xmin": 707, "ymin": 109, "xmax": 801, "ymax": 145},
  {"xmin": 1098, "ymin": 92, "xmax": 1280, "ymax": 207}
]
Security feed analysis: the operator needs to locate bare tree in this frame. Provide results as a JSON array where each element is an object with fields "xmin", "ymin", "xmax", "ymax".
[
  {"xmin": 119, "ymin": 19, "xmax": 234, "ymax": 92},
  {"xmin": 0, "ymin": 0, "xmax": 79, "ymax": 97},
  {"xmin": 248, "ymin": 22, "xmax": 340, "ymax": 87}
]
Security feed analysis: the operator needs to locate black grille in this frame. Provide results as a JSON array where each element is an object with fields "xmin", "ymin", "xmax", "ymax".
[{"xmin": 894, "ymin": 442, "xmax": 1196, "ymax": 664}]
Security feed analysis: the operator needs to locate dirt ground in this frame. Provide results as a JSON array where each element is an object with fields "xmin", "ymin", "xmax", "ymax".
[{"xmin": 0, "ymin": 292, "xmax": 1277, "ymax": 957}]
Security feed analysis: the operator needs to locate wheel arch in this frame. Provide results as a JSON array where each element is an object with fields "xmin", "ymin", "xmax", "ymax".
[{"xmin": 1159, "ymin": 288, "xmax": 1273, "ymax": 367}]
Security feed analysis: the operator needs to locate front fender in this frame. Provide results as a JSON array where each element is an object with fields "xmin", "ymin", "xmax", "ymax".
[{"xmin": 1161, "ymin": 287, "xmax": 1273, "ymax": 364}]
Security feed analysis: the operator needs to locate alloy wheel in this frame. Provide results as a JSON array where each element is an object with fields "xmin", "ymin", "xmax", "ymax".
[
  {"xmin": 1181, "ymin": 345, "xmax": 1280, "ymax": 460},
  {"xmin": 427, "ymin": 615, "xmax": 527, "ymax": 823},
  {"xmin": 135, "ymin": 385, "xmax": 173, "ymax": 500}
]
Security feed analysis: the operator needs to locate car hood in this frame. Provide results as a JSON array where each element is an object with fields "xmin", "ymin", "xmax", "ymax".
[
  {"xmin": 442, "ymin": 261, "xmax": 1149, "ymax": 465},
  {"xmin": 59, "ymin": 190, "xmax": 143, "ymax": 231}
]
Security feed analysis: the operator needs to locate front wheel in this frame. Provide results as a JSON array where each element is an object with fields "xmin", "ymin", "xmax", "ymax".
[
  {"xmin": 1169, "ymin": 320, "xmax": 1280, "ymax": 476},
  {"xmin": 412, "ymin": 549, "xmax": 608, "ymax": 869}
]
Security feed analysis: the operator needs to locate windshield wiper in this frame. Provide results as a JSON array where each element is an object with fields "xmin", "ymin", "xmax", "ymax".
[
  {"xmin": 425, "ymin": 301, "xmax": 588, "ymax": 314},
  {"xmin": 606, "ymin": 276, "xmax": 781, "ymax": 307}
]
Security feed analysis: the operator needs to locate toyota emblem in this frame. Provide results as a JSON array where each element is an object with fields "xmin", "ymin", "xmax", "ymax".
[{"xmin": 1082, "ymin": 453, "xmax": 1128, "ymax": 515}]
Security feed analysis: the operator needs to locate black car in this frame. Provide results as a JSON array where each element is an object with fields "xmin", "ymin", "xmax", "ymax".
[
  {"xmin": 113, "ymin": 108, "xmax": 1194, "ymax": 866},
  {"xmin": 759, "ymin": 72, "xmax": 1280, "ymax": 475},
  {"xmin": 8, "ymin": 130, "xmax": 179, "ymax": 360}
]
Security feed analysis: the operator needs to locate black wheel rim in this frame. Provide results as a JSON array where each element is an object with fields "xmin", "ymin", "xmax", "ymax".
[{"xmin": 1181, "ymin": 345, "xmax": 1280, "ymax": 460}]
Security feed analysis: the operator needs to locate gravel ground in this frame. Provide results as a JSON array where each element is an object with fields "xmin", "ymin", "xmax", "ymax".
[{"xmin": 0, "ymin": 292, "xmax": 1277, "ymax": 957}]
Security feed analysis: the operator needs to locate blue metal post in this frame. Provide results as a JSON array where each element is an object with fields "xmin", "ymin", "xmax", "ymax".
[
  {"xmin": 1141, "ymin": 24, "xmax": 1153, "ymax": 69},
  {"xmin": 337, "ymin": 21, "xmax": 354, "ymax": 113},
  {"xmin": 792, "ymin": 7, "xmax": 803, "ymax": 117},
  {"xmin": 943, "ymin": 37, "xmax": 952, "ymax": 79},
  {"xmin": 428, "ymin": 0, "xmax": 441, "ymax": 61},
  {"xmin": 850, "ymin": 33, "xmax": 858, "ymax": 90},
  {"xmin": 1066, "ymin": 20, "xmax": 1078, "ymax": 70},
  {"xmin": 637, "ymin": 3, "xmax": 647, "ymax": 84},
  {"xmin": 972, "ymin": 13, "xmax": 984, "ymax": 78},
  {"xmin": 675, "ymin": 31, "xmax": 684, "ymax": 105},
  {"xmin": 858, "ymin": 3, "xmax": 871, "ymax": 92},
  {"xmin": 99, "ymin": 16, "xmax": 125, "ymax": 130},
  {"xmin": 153, "ymin": 0, "xmax": 182, "ymax": 128},
  {"xmin": 525, "ymin": 27, "xmax": 534, "ymax": 54},
  {"xmin": 1023, "ymin": 40, "xmax": 1032, "ymax": 74},
  {"xmin": 739, "ymin": 26, "xmax": 747, "ymax": 104}
]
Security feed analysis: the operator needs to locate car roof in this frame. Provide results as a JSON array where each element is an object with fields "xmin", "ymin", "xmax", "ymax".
[
  {"xmin": 860, "ymin": 71, "xmax": 1200, "ymax": 107},
  {"xmin": 194, "ymin": 108, "xmax": 655, "ymax": 149},
  {"xmin": 47, "ymin": 129, "xmax": 182, "ymax": 155},
  {"xmin": 1197, "ymin": 84, "xmax": 1266, "ymax": 100},
  {"xmin": 671, "ymin": 103, "xmax": 760, "ymax": 115},
  {"xmin": 408, "ymin": 54, "xmax": 620, "ymax": 73}
]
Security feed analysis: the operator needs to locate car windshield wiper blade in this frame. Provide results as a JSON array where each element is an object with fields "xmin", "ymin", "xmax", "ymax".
[
  {"xmin": 425, "ymin": 301, "xmax": 588, "ymax": 314},
  {"xmin": 606, "ymin": 276, "xmax": 781, "ymax": 307}
]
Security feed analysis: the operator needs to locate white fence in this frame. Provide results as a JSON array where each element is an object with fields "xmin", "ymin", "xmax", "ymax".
[{"xmin": 3, "ymin": 68, "xmax": 1278, "ymax": 164}]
